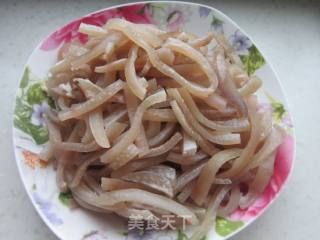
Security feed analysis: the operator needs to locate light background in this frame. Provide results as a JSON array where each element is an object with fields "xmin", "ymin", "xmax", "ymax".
[{"xmin": 0, "ymin": 0, "xmax": 319, "ymax": 239}]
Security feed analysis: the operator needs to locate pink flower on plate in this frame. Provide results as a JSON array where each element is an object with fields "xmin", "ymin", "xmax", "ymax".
[
  {"xmin": 40, "ymin": 4, "xmax": 153, "ymax": 51},
  {"xmin": 117, "ymin": 4, "xmax": 154, "ymax": 24},
  {"xmin": 230, "ymin": 134, "xmax": 294, "ymax": 221}
]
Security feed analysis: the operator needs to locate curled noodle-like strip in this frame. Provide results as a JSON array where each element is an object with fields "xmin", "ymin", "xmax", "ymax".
[{"xmin": 106, "ymin": 19, "xmax": 214, "ymax": 98}]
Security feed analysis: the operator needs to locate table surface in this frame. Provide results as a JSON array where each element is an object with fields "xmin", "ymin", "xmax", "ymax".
[{"xmin": 0, "ymin": 0, "xmax": 319, "ymax": 239}]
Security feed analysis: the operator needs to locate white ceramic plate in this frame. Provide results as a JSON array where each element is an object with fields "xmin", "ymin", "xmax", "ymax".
[{"xmin": 13, "ymin": 2, "xmax": 295, "ymax": 240}]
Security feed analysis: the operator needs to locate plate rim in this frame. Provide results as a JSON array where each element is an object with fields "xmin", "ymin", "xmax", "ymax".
[{"xmin": 11, "ymin": 1, "xmax": 296, "ymax": 240}]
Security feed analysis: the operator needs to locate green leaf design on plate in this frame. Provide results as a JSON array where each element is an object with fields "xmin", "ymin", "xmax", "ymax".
[
  {"xmin": 175, "ymin": 218, "xmax": 243, "ymax": 239},
  {"xmin": 118, "ymin": 231, "xmax": 128, "ymax": 236},
  {"xmin": 14, "ymin": 97, "xmax": 33, "ymax": 119},
  {"xmin": 58, "ymin": 192, "xmax": 73, "ymax": 207},
  {"xmin": 14, "ymin": 104, "xmax": 49, "ymax": 145},
  {"xmin": 177, "ymin": 230, "xmax": 188, "ymax": 240},
  {"xmin": 136, "ymin": 3, "xmax": 164, "ymax": 20},
  {"xmin": 20, "ymin": 67, "xmax": 30, "ymax": 89},
  {"xmin": 26, "ymin": 82, "xmax": 54, "ymax": 107},
  {"xmin": 14, "ymin": 97, "xmax": 49, "ymax": 144},
  {"xmin": 211, "ymin": 15, "xmax": 223, "ymax": 26},
  {"xmin": 14, "ymin": 67, "xmax": 55, "ymax": 145},
  {"xmin": 29, "ymin": 124, "xmax": 48, "ymax": 144},
  {"xmin": 148, "ymin": 3, "xmax": 165, "ymax": 22},
  {"xmin": 240, "ymin": 45, "xmax": 265, "ymax": 76},
  {"xmin": 215, "ymin": 217, "xmax": 244, "ymax": 237},
  {"xmin": 266, "ymin": 94, "xmax": 286, "ymax": 122}
]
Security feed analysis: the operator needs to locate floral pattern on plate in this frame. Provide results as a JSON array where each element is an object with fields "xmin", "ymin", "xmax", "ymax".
[
  {"xmin": 12, "ymin": 2, "xmax": 295, "ymax": 240},
  {"xmin": 14, "ymin": 67, "xmax": 54, "ymax": 145},
  {"xmin": 153, "ymin": 3, "xmax": 192, "ymax": 31},
  {"xmin": 31, "ymin": 184, "xmax": 63, "ymax": 226},
  {"xmin": 41, "ymin": 4, "xmax": 153, "ymax": 51},
  {"xmin": 23, "ymin": 149, "xmax": 48, "ymax": 169}
]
